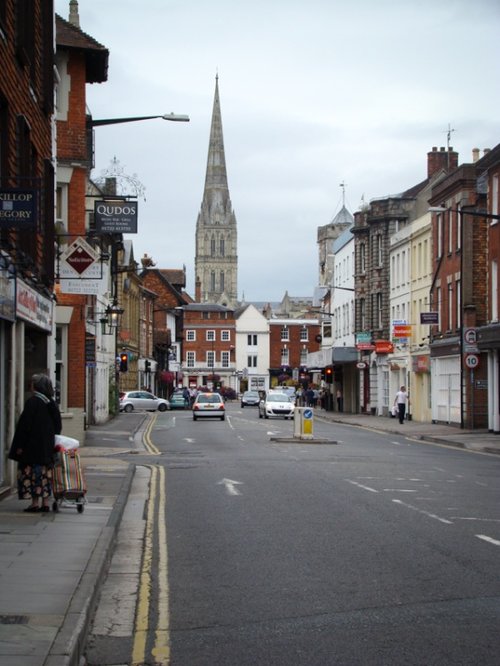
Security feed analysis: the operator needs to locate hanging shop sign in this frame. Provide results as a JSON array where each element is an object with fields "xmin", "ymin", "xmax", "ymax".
[
  {"xmin": 59, "ymin": 237, "xmax": 106, "ymax": 295},
  {"xmin": 375, "ymin": 340, "xmax": 394, "ymax": 354},
  {"xmin": 16, "ymin": 279, "xmax": 53, "ymax": 332},
  {"xmin": 94, "ymin": 200, "xmax": 138, "ymax": 233},
  {"xmin": 0, "ymin": 189, "xmax": 37, "ymax": 229}
]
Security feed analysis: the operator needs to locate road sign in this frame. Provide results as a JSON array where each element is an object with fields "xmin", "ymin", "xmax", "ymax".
[
  {"xmin": 464, "ymin": 328, "xmax": 477, "ymax": 345},
  {"xmin": 464, "ymin": 354, "xmax": 479, "ymax": 369}
]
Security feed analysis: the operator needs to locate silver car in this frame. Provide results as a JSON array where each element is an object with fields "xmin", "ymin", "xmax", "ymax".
[{"xmin": 119, "ymin": 390, "xmax": 170, "ymax": 413}]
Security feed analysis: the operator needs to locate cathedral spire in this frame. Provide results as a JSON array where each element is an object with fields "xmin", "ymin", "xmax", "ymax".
[
  {"xmin": 194, "ymin": 76, "xmax": 238, "ymax": 307},
  {"xmin": 204, "ymin": 74, "xmax": 229, "ymax": 193}
]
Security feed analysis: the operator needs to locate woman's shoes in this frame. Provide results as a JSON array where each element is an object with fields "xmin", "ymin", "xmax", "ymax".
[{"xmin": 24, "ymin": 506, "xmax": 39, "ymax": 513}]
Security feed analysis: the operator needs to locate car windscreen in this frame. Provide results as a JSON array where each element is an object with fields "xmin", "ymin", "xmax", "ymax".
[
  {"xmin": 267, "ymin": 394, "xmax": 288, "ymax": 402},
  {"xmin": 197, "ymin": 394, "xmax": 221, "ymax": 404}
]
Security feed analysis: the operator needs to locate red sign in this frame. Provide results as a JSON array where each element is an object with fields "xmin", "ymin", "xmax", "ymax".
[
  {"xmin": 356, "ymin": 343, "xmax": 375, "ymax": 351},
  {"xmin": 66, "ymin": 246, "xmax": 95, "ymax": 274},
  {"xmin": 375, "ymin": 340, "xmax": 394, "ymax": 354},
  {"xmin": 393, "ymin": 325, "xmax": 412, "ymax": 337}
]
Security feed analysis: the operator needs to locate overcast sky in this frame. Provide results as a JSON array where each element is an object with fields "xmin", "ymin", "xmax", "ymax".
[{"xmin": 55, "ymin": 0, "xmax": 500, "ymax": 302}]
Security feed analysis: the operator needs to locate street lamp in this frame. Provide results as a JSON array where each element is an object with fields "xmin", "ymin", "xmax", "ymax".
[{"xmin": 90, "ymin": 113, "xmax": 190, "ymax": 126}]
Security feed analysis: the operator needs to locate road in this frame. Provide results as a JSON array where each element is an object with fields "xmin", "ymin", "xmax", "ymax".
[{"xmin": 85, "ymin": 403, "xmax": 500, "ymax": 666}]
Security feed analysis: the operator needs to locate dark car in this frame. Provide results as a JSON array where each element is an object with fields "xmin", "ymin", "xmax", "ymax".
[{"xmin": 241, "ymin": 390, "xmax": 260, "ymax": 407}]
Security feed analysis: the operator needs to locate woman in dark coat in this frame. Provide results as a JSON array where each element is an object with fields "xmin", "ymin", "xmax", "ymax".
[{"xmin": 9, "ymin": 374, "xmax": 62, "ymax": 512}]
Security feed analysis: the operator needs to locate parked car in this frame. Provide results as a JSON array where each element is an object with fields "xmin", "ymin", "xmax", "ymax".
[
  {"xmin": 192, "ymin": 392, "xmax": 225, "ymax": 421},
  {"xmin": 258, "ymin": 392, "xmax": 295, "ymax": 419},
  {"xmin": 241, "ymin": 390, "xmax": 260, "ymax": 407},
  {"xmin": 169, "ymin": 391, "xmax": 188, "ymax": 409},
  {"xmin": 119, "ymin": 390, "xmax": 169, "ymax": 413}
]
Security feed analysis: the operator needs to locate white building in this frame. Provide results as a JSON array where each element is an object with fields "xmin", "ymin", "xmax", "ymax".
[{"xmin": 235, "ymin": 304, "xmax": 270, "ymax": 393}]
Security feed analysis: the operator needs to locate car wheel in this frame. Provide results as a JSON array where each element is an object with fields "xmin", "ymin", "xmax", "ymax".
[
  {"xmin": 158, "ymin": 404, "xmax": 167, "ymax": 412},
  {"xmin": 265, "ymin": 413, "xmax": 269, "ymax": 419},
  {"xmin": 124, "ymin": 404, "xmax": 133, "ymax": 413}
]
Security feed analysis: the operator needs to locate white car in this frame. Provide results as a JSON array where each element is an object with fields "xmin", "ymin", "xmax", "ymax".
[
  {"xmin": 258, "ymin": 392, "xmax": 295, "ymax": 419},
  {"xmin": 119, "ymin": 390, "xmax": 170, "ymax": 413}
]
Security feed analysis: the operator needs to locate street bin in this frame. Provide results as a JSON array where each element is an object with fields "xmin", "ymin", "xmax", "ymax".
[{"xmin": 294, "ymin": 406, "xmax": 314, "ymax": 440}]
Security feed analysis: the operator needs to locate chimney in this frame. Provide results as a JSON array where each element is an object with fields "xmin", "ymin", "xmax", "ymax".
[
  {"xmin": 472, "ymin": 148, "xmax": 480, "ymax": 163},
  {"xmin": 427, "ymin": 146, "xmax": 458, "ymax": 177},
  {"xmin": 195, "ymin": 277, "xmax": 201, "ymax": 302},
  {"xmin": 68, "ymin": 0, "xmax": 80, "ymax": 28}
]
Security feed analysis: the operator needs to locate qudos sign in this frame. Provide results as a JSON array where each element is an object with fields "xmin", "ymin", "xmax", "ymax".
[{"xmin": 94, "ymin": 200, "xmax": 138, "ymax": 233}]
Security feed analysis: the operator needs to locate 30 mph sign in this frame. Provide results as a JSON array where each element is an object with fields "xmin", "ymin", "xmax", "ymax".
[{"xmin": 465, "ymin": 354, "xmax": 479, "ymax": 369}]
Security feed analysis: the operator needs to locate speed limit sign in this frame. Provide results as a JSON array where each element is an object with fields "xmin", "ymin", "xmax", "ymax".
[{"xmin": 465, "ymin": 354, "xmax": 479, "ymax": 369}]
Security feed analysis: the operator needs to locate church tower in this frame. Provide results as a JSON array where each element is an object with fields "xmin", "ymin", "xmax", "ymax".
[{"xmin": 195, "ymin": 76, "xmax": 238, "ymax": 305}]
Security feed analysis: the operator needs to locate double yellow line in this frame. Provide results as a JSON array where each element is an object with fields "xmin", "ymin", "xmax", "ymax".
[
  {"xmin": 143, "ymin": 414, "xmax": 161, "ymax": 455},
  {"xmin": 131, "ymin": 463, "xmax": 170, "ymax": 664}
]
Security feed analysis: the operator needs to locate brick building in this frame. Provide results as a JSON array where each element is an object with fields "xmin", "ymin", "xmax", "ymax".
[
  {"xmin": 0, "ymin": 1, "xmax": 55, "ymax": 490},
  {"xmin": 179, "ymin": 304, "xmax": 237, "ymax": 393},
  {"xmin": 268, "ymin": 319, "xmax": 321, "ymax": 388},
  {"xmin": 428, "ymin": 149, "xmax": 495, "ymax": 428},
  {"xmin": 476, "ymin": 144, "xmax": 500, "ymax": 432},
  {"xmin": 54, "ymin": 9, "xmax": 108, "ymax": 438}
]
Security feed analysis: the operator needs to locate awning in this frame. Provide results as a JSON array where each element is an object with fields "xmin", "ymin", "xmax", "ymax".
[{"xmin": 332, "ymin": 347, "xmax": 358, "ymax": 363}]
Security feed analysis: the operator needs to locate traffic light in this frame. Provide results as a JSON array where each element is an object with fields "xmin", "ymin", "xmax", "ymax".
[
  {"xmin": 144, "ymin": 360, "xmax": 151, "ymax": 373},
  {"xmin": 119, "ymin": 353, "xmax": 128, "ymax": 372},
  {"xmin": 325, "ymin": 367, "xmax": 333, "ymax": 383}
]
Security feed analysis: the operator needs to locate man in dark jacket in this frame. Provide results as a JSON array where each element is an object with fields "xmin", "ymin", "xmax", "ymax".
[{"xmin": 9, "ymin": 374, "xmax": 62, "ymax": 512}]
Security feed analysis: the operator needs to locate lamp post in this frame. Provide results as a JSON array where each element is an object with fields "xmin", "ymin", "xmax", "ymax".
[
  {"xmin": 428, "ymin": 206, "xmax": 500, "ymax": 428},
  {"xmin": 87, "ymin": 111, "xmax": 189, "ymax": 415}
]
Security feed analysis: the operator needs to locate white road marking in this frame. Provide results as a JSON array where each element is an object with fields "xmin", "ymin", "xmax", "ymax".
[
  {"xmin": 475, "ymin": 534, "xmax": 500, "ymax": 547},
  {"xmin": 383, "ymin": 489, "xmax": 417, "ymax": 493},
  {"xmin": 345, "ymin": 479, "xmax": 378, "ymax": 493},
  {"xmin": 183, "ymin": 438, "xmax": 195, "ymax": 443},
  {"xmin": 217, "ymin": 478, "xmax": 243, "ymax": 496},
  {"xmin": 392, "ymin": 499, "xmax": 453, "ymax": 524},
  {"xmin": 452, "ymin": 517, "xmax": 500, "ymax": 522}
]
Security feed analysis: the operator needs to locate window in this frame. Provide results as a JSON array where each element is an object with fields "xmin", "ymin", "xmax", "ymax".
[
  {"xmin": 300, "ymin": 348, "xmax": 308, "ymax": 365},
  {"xmin": 448, "ymin": 213, "xmax": 453, "ymax": 254},
  {"xmin": 376, "ymin": 293, "xmax": 383, "ymax": 329},
  {"xmin": 448, "ymin": 281, "xmax": 453, "ymax": 330},
  {"xmin": 220, "ymin": 238, "xmax": 225, "ymax": 256},
  {"xmin": 437, "ymin": 213, "xmax": 443, "ymax": 258},
  {"xmin": 0, "ymin": 95, "xmax": 7, "ymax": 180},
  {"xmin": 221, "ymin": 351, "xmax": 230, "ymax": 368},
  {"xmin": 247, "ymin": 355, "xmax": 257, "ymax": 367},
  {"xmin": 300, "ymin": 326, "xmax": 308, "ymax": 341},
  {"xmin": 436, "ymin": 287, "xmax": 442, "ymax": 328},
  {"xmin": 186, "ymin": 351, "xmax": 195, "ymax": 368},
  {"xmin": 221, "ymin": 330, "xmax": 230, "ymax": 341},
  {"xmin": 202, "ymin": 311, "xmax": 211, "ymax": 319},
  {"xmin": 220, "ymin": 271, "xmax": 224, "ymax": 291},
  {"xmin": 247, "ymin": 334, "xmax": 257, "ymax": 346},
  {"xmin": 55, "ymin": 325, "xmax": 68, "ymax": 411},
  {"xmin": 456, "ymin": 210, "xmax": 461, "ymax": 250},
  {"xmin": 360, "ymin": 298, "xmax": 366, "ymax": 330},
  {"xmin": 376, "ymin": 235, "xmax": 383, "ymax": 266},
  {"xmin": 456, "ymin": 278, "xmax": 462, "ymax": 327},
  {"xmin": 207, "ymin": 350, "xmax": 215, "ymax": 368},
  {"xmin": 211, "ymin": 238, "xmax": 215, "ymax": 256},
  {"xmin": 492, "ymin": 175, "xmax": 499, "ymax": 220},
  {"xmin": 186, "ymin": 330, "xmax": 196, "ymax": 342},
  {"xmin": 491, "ymin": 261, "xmax": 498, "ymax": 321},
  {"xmin": 322, "ymin": 321, "xmax": 332, "ymax": 338},
  {"xmin": 359, "ymin": 243, "xmax": 366, "ymax": 273},
  {"xmin": 206, "ymin": 330, "xmax": 215, "ymax": 341},
  {"xmin": 210, "ymin": 271, "xmax": 216, "ymax": 291},
  {"xmin": 281, "ymin": 326, "xmax": 289, "ymax": 341},
  {"xmin": 280, "ymin": 347, "xmax": 289, "ymax": 366}
]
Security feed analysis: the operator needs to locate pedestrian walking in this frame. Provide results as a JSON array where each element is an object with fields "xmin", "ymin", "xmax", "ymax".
[
  {"xmin": 8, "ymin": 374, "xmax": 62, "ymax": 512},
  {"xmin": 394, "ymin": 385, "xmax": 409, "ymax": 424}
]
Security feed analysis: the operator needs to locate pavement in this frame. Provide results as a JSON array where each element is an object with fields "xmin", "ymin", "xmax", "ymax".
[{"xmin": 0, "ymin": 408, "xmax": 499, "ymax": 666}]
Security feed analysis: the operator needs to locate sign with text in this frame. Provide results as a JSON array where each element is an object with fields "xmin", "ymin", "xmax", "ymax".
[
  {"xmin": 59, "ymin": 238, "xmax": 106, "ymax": 295},
  {"xmin": 94, "ymin": 200, "xmax": 138, "ymax": 233},
  {"xmin": 16, "ymin": 279, "xmax": 53, "ymax": 332},
  {"xmin": 420, "ymin": 312, "xmax": 439, "ymax": 325},
  {"xmin": 0, "ymin": 189, "xmax": 37, "ymax": 229}
]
